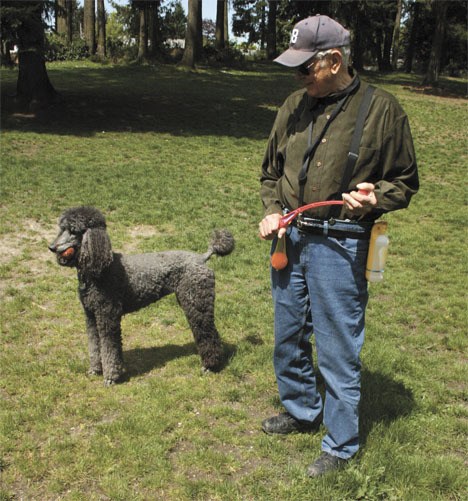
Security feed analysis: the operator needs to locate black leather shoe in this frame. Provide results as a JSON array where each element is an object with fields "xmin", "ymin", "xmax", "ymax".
[
  {"xmin": 307, "ymin": 452, "xmax": 347, "ymax": 477},
  {"xmin": 261, "ymin": 412, "xmax": 321, "ymax": 435}
]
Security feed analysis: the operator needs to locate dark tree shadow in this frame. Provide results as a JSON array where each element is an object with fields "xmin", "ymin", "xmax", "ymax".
[
  {"xmin": 121, "ymin": 340, "xmax": 237, "ymax": 381},
  {"xmin": 361, "ymin": 70, "xmax": 467, "ymax": 99},
  {"xmin": 2, "ymin": 65, "xmax": 465, "ymax": 141},
  {"xmin": 0, "ymin": 63, "xmax": 294, "ymax": 140}
]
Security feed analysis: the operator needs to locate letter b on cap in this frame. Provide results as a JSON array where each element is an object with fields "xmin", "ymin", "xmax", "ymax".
[{"xmin": 290, "ymin": 29, "xmax": 299, "ymax": 44}]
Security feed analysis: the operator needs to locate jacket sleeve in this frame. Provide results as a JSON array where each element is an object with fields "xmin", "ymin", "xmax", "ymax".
[
  {"xmin": 373, "ymin": 113, "xmax": 419, "ymax": 213},
  {"xmin": 260, "ymin": 109, "xmax": 286, "ymax": 216}
]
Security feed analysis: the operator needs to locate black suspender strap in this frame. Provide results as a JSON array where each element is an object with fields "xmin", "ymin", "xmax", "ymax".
[{"xmin": 328, "ymin": 84, "xmax": 375, "ymax": 218}]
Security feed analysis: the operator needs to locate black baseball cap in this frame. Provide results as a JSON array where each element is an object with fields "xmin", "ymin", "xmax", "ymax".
[{"xmin": 274, "ymin": 15, "xmax": 350, "ymax": 67}]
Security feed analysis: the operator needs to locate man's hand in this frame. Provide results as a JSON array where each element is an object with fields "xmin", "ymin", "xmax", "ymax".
[
  {"xmin": 259, "ymin": 213, "xmax": 287, "ymax": 240},
  {"xmin": 342, "ymin": 182, "xmax": 377, "ymax": 216}
]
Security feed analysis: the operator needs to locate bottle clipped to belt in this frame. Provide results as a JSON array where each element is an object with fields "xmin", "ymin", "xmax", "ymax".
[{"xmin": 366, "ymin": 221, "xmax": 389, "ymax": 282}]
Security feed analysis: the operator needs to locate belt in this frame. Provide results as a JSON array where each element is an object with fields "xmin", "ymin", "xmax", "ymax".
[{"xmin": 294, "ymin": 216, "xmax": 372, "ymax": 240}]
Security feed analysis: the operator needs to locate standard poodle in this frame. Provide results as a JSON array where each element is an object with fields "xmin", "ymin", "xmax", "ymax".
[{"xmin": 48, "ymin": 206, "xmax": 235, "ymax": 385}]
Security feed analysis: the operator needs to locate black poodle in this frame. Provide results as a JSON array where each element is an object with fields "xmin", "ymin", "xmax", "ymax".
[{"xmin": 49, "ymin": 206, "xmax": 235, "ymax": 385}]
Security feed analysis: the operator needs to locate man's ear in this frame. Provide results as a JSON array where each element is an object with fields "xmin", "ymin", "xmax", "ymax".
[{"xmin": 329, "ymin": 50, "xmax": 343, "ymax": 75}]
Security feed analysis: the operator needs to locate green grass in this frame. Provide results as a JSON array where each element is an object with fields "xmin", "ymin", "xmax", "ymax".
[{"xmin": 1, "ymin": 60, "xmax": 467, "ymax": 500}]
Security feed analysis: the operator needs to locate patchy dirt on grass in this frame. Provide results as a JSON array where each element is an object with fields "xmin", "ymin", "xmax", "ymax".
[
  {"xmin": 121, "ymin": 224, "xmax": 165, "ymax": 253},
  {"xmin": 0, "ymin": 219, "xmax": 54, "ymax": 264},
  {"xmin": 0, "ymin": 219, "xmax": 168, "ymax": 300}
]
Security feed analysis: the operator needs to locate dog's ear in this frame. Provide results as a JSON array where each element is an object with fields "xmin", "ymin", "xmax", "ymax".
[{"xmin": 78, "ymin": 227, "xmax": 113, "ymax": 277}]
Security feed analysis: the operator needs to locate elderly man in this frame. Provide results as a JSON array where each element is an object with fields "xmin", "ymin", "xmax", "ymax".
[{"xmin": 259, "ymin": 15, "xmax": 418, "ymax": 477}]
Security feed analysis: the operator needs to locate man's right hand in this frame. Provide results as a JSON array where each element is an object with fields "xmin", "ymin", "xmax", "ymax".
[{"xmin": 259, "ymin": 213, "xmax": 287, "ymax": 240}]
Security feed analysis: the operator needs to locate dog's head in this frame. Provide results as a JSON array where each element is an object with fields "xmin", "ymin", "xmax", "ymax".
[{"xmin": 49, "ymin": 206, "xmax": 113, "ymax": 277}]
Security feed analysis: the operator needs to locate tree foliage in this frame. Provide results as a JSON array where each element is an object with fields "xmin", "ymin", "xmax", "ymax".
[{"xmin": 231, "ymin": 0, "xmax": 466, "ymax": 80}]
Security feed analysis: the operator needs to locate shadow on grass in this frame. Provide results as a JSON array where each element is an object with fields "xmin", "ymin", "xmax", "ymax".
[
  {"xmin": 2, "ymin": 64, "xmax": 465, "ymax": 141},
  {"xmin": 0, "ymin": 63, "xmax": 294, "ymax": 139},
  {"xmin": 362, "ymin": 70, "xmax": 467, "ymax": 99},
  {"xmin": 123, "ymin": 340, "xmax": 237, "ymax": 380},
  {"xmin": 359, "ymin": 369, "xmax": 415, "ymax": 446}
]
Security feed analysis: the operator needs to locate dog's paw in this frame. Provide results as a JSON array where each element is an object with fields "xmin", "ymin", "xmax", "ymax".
[{"xmin": 104, "ymin": 378, "xmax": 118, "ymax": 387}]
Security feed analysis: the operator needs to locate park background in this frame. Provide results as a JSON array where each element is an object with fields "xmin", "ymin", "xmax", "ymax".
[{"xmin": 1, "ymin": 1, "xmax": 467, "ymax": 500}]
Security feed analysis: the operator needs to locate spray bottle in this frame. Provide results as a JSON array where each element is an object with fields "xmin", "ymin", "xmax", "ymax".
[{"xmin": 366, "ymin": 221, "xmax": 389, "ymax": 282}]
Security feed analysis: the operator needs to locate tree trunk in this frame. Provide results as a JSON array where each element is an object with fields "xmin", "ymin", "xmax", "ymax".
[
  {"xmin": 148, "ymin": 1, "xmax": 161, "ymax": 58},
  {"xmin": 266, "ymin": 0, "xmax": 276, "ymax": 60},
  {"xmin": 259, "ymin": 1, "xmax": 265, "ymax": 50},
  {"xmin": 181, "ymin": 0, "xmax": 202, "ymax": 67},
  {"xmin": 96, "ymin": 0, "xmax": 106, "ymax": 58},
  {"xmin": 16, "ymin": 1, "xmax": 57, "ymax": 110},
  {"xmin": 405, "ymin": 0, "xmax": 420, "ymax": 73},
  {"xmin": 224, "ymin": 0, "xmax": 229, "ymax": 44},
  {"xmin": 373, "ymin": 28, "xmax": 384, "ymax": 71},
  {"xmin": 215, "ymin": 0, "xmax": 225, "ymax": 50},
  {"xmin": 382, "ymin": 26, "xmax": 393, "ymax": 71},
  {"xmin": 352, "ymin": 4, "xmax": 364, "ymax": 71},
  {"xmin": 56, "ymin": 0, "xmax": 73, "ymax": 44},
  {"xmin": 391, "ymin": 0, "xmax": 402, "ymax": 70},
  {"xmin": 83, "ymin": 0, "xmax": 95, "ymax": 55},
  {"xmin": 137, "ymin": 3, "xmax": 148, "ymax": 60},
  {"xmin": 422, "ymin": 0, "xmax": 448, "ymax": 85}
]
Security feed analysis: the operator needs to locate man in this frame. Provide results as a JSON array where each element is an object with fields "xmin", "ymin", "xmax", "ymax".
[{"xmin": 258, "ymin": 15, "xmax": 419, "ymax": 477}]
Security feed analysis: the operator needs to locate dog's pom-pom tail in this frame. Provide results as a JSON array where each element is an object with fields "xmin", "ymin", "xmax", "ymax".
[{"xmin": 205, "ymin": 229, "xmax": 235, "ymax": 260}]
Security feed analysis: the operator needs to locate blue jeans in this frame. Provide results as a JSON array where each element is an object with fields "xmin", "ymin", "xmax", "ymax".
[{"xmin": 271, "ymin": 225, "xmax": 369, "ymax": 459}]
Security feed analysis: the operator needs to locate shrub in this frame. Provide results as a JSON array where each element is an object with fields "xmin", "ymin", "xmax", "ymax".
[{"xmin": 44, "ymin": 32, "xmax": 89, "ymax": 61}]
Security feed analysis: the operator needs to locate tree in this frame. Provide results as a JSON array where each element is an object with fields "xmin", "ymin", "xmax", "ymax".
[
  {"xmin": 215, "ymin": 0, "xmax": 225, "ymax": 49},
  {"xmin": 83, "ymin": 0, "xmax": 95, "ymax": 54},
  {"xmin": 391, "ymin": 0, "xmax": 403, "ymax": 69},
  {"xmin": 422, "ymin": 0, "xmax": 448, "ymax": 85},
  {"xmin": 160, "ymin": 0, "xmax": 186, "ymax": 40},
  {"xmin": 56, "ymin": 0, "xmax": 73, "ymax": 44},
  {"xmin": 224, "ymin": 0, "xmax": 229, "ymax": 44},
  {"xmin": 135, "ymin": 0, "xmax": 148, "ymax": 60},
  {"xmin": 181, "ymin": 0, "xmax": 202, "ymax": 67},
  {"xmin": 0, "ymin": 1, "xmax": 57, "ymax": 109},
  {"xmin": 266, "ymin": 0, "xmax": 276, "ymax": 60},
  {"xmin": 404, "ymin": 0, "xmax": 422, "ymax": 73},
  {"xmin": 232, "ymin": 0, "xmax": 259, "ymax": 44},
  {"xmin": 148, "ymin": 1, "xmax": 161, "ymax": 58},
  {"xmin": 96, "ymin": 0, "xmax": 106, "ymax": 58}
]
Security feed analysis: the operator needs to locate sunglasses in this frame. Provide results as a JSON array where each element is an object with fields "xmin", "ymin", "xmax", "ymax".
[{"xmin": 297, "ymin": 57, "xmax": 321, "ymax": 75}]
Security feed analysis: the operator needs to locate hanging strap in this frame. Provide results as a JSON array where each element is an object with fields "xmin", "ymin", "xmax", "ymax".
[{"xmin": 329, "ymin": 84, "xmax": 375, "ymax": 218}]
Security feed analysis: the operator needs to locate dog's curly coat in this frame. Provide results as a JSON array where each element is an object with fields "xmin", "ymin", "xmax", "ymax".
[{"xmin": 49, "ymin": 206, "xmax": 235, "ymax": 385}]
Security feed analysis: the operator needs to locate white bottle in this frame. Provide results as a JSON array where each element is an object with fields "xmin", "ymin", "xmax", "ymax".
[{"xmin": 366, "ymin": 222, "xmax": 389, "ymax": 282}]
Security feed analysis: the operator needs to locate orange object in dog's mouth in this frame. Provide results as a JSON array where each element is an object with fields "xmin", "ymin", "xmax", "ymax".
[{"xmin": 60, "ymin": 247, "xmax": 75, "ymax": 259}]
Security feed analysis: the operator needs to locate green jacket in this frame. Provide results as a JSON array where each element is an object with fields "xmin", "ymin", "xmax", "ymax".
[{"xmin": 260, "ymin": 77, "xmax": 419, "ymax": 221}]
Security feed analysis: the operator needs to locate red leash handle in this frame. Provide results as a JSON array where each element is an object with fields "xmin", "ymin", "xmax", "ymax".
[
  {"xmin": 278, "ymin": 189, "xmax": 370, "ymax": 229},
  {"xmin": 278, "ymin": 201, "xmax": 343, "ymax": 229}
]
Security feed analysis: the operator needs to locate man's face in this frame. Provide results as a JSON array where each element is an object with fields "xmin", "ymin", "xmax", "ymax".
[{"xmin": 296, "ymin": 54, "xmax": 338, "ymax": 98}]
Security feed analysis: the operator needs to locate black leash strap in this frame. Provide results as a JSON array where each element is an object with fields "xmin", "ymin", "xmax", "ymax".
[{"xmin": 329, "ymin": 84, "xmax": 375, "ymax": 218}]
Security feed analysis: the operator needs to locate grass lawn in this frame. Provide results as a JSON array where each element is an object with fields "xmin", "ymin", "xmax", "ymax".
[{"xmin": 1, "ymin": 61, "xmax": 467, "ymax": 500}]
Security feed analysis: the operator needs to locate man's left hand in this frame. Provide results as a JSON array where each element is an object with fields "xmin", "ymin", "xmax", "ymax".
[{"xmin": 342, "ymin": 182, "xmax": 377, "ymax": 216}]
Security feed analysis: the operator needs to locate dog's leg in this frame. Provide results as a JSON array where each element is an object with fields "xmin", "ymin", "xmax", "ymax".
[
  {"xmin": 175, "ymin": 266, "xmax": 224, "ymax": 371},
  {"xmin": 85, "ymin": 310, "xmax": 102, "ymax": 376},
  {"xmin": 96, "ymin": 315, "xmax": 125, "ymax": 385}
]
